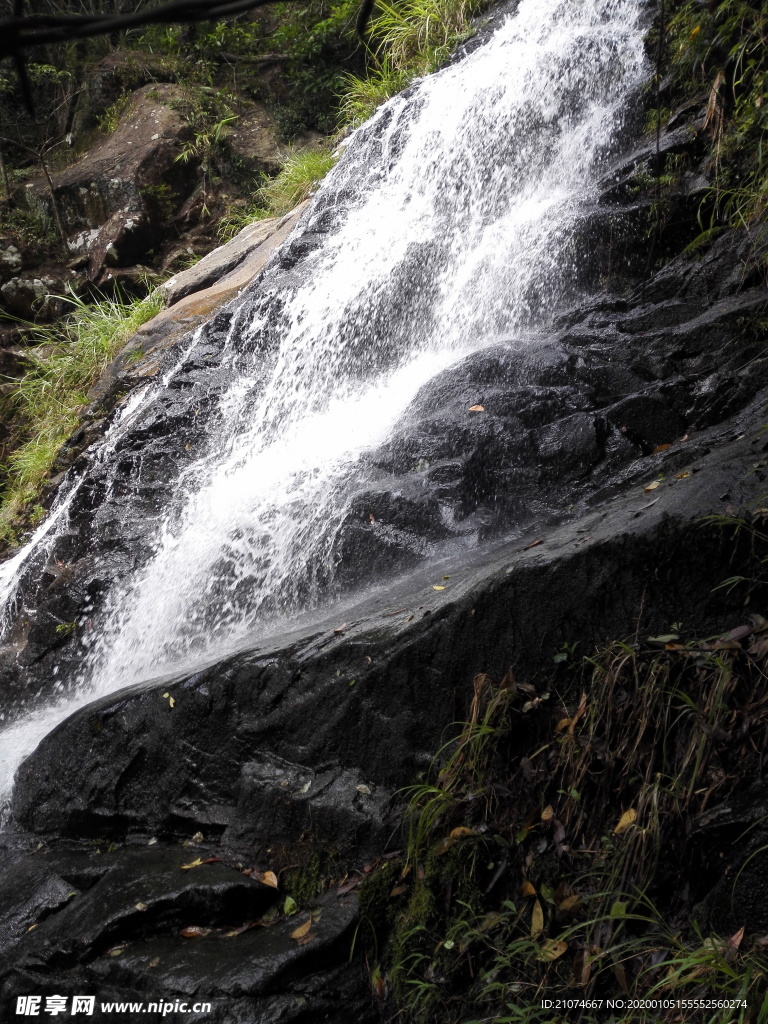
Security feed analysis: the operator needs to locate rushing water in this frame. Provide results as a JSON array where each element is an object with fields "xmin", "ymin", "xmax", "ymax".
[{"xmin": 0, "ymin": 0, "xmax": 648, "ymax": 803}]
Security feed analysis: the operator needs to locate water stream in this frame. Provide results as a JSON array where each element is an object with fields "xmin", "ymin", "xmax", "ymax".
[{"xmin": 0, "ymin": 0, "xmax": 647, "ymax": 804}]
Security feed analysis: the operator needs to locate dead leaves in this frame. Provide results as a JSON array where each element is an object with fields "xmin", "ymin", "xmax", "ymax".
[
  {"xmin": 613, "ymin": 808, "xmax": 637, "ymax": 835},
  {"xmin": 530, "ymin": 899, "xmax": 544, "ymax": 938},
  {"xmin": 536, "ymin": 938, "xmax": 568, "ymax": 961},
  {"xmin": 468, "ymin": 404, "xmax": 485, "ymax": 412},
  {"xmin": 258, "ymin": 870, "xmax": 279, "ymax": 888},
  {"xmin": 162, "ymin": 692, "xmax": 175, "ymax": 709},
  {"xmin": 291, "ymin": 914, "xmax": 318, "ymax": 945}
]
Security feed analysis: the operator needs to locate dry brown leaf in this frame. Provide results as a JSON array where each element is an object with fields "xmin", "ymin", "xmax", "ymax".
[
  {"xmin": 333, "ymin": 623, "xmax": 347, "ymax": 635},
  {"xmin": 677, "ymin": 470, "xmax": 692, "ymax": 479},
  {"xmin": 555, "ymin": 717, "xmax": 572, "ymax": 732},
  {"xmin": 644, "ymin": 480, "xmax": 660, "ymax": 493},
  {"xmin": 180, "ymin": 858, "xmax": 203, "ymax": 870},
  {"xmin": 259, "ymin": 870, "xmax": 279, "ymax": 888},
  {"xmin": 432, "ymin": 585, "xmax": 446, "ymax": 591},
  {"xmin": 432, "ymin": 836, "xmax": 455, "ymax": 856},
  {"xmin": 134, "ymin": 902, "xmax": 148, "ymax": 912},
  {"xmin": 180, "ymin": 926, "xmax": 211, "ymax": 939},
  {"xmin": 524, "ymin": 538, "xmax": 543, "ymax": 550},
  {"xmin": 531, "ymin": 899, "xmax": 544, "ymax": 938},
  {"xmin": 612, "ymin": 962, "xmax": 629, "ymax": 994},
  {"xmin": 728, "ymin": 925, "xmax": 745, "ymax": 949},
  {"xmin": 541, "ymin": 805, "xmax": 554, "ymax": 821},
  {"xmin": 468, "ymin": 404, "xmax": 485, "ymax": 412},
  {"xmin": 449, "ymin": 826, "xmax": 475, "ymax": 838},
  {"xmin": 389, "ymin": 884, "xmax": 408, "ymax": 897},
  {"xmin": 295, "ymin": 931, "xmax": 316, "ymax": 946},
  {"xmin": 148, "ymin": 957, "xmax": 160, "ymax": 968},
  {"xmin": 521, "ymin": 881, "xmax": 536, "ymax": 897},
  {"xmin": 613, "ymin": 808, "xmax": 637, "ymax": 834},
  {"xmin": 537, "ymin": 939, "xmax": 568, "ymax": 961},
  {"xmin": 573, "ymin": 948, "xmax": 591, "ymax": 987},
  {"xmin": 652, "ymin": 443, "xmax": 672, "ymax": 453},
  {"xmin": 558, "ymin": 894, "xmax": 581, "ymax": 913},
  {"xmin": 291, "ymin": 917, "xmax": 312, "ymax": 940}
]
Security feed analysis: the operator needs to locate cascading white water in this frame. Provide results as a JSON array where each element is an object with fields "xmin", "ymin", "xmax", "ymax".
[{"xmin": 0, "ymin": 0, "xmax": 648, "ymax": 802}]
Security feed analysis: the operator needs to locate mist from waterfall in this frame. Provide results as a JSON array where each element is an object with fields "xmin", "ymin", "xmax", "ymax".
[{"xmin": 0, "ymin": 0, "xmax": 647, "ymax": 802}]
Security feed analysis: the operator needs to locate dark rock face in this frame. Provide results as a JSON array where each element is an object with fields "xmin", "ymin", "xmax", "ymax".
[
  {"xmin": 1, "ymin": 24, "xmax": 768, "ymax": 1017},
  {"xmin": 25, "ymin": 84, "xmax": 196, "ymax": 284},
  {"xmin": 0, "ymin": 843, "xmax": 374, "ymax": 1023}
]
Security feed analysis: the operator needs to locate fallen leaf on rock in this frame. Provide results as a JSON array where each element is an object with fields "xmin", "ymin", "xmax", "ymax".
[
  {"xmin": 135, "ymin": 902, "xmax": 148, "ymax": 912},
  {"xmin": 224, "ymin": 922, "xmax": 255, "ymax": 937},
  {"xmin": 644, "ymin": 480, "xmax": 660, "ymax": 493},
  {"xmin": 255, "ymin": 906, "xmax": 279, "ymax": 927},
  {"xmin": 259, "ymin": 870, "xmax": 279, "ymax": 888},
  {"xmin": 356, "ymin": 784, "xmax": 372, "ymax": 795},
  {"xmin": 148, "ymin": 957, "xmax": 160, "ymax": 968},
  {"xmin": 202, "ymin": 857, "xmax": 221, "ymax": 865},
  {"xmin": 180, "ymin": 926, "xmax": 211, "ymax": 939},
  {"xmin": 191, "ymin": 831, "xmax": 203, "ymax": 843},
  {"xmin": 537, "ymin": 939, "xmax": 568, "ymax": 961},
  {"xmin": 336, "ymin": 875, "xmax": 363, "ymax": 896},
  {"xmin": 107, "ymin": 946, "xmax": 126, "ymax": 957},
  {"xmin": 614, "ymin": 808, "xmax": 637, "ymax": 834},
  {"xmin": 652, "ymin": 443, "xmax": 671, "ymax": 453},
  {"xmin": 524, "ymin": 538, "xmax": 543, "ymax": 550},
  {"xmin": 291, "ymin": 917, "xmax": 313, "ymax": 940},
  {"xmin": 283, "ymin": 896, "xmax": 297, "ymax": 915},
  {"xmin": 432, "ymin": 585, "xmax": 446, "ymax": 591},
  {"xmin": 180, "ymin": 858, "xmax": 203, "ymax": 870},
  {"xmin": 468, "ymin": 404, "xmax": 485, "ymax": 412},
  {"xmin": 333, "ymin": 623, "xmax": 347, "ymax": 635},
  {"xmin": 676, "ymin": 470, "xmax": 691, "ymax": 479},
  {"xmin": 296, "ymin": 931, "xmax": 316, "ymax": 946}
]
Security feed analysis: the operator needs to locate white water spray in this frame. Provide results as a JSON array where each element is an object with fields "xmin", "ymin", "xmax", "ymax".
[{"xmin": 0, "ymin": 0, "xmax": 647, "ymax": 801}]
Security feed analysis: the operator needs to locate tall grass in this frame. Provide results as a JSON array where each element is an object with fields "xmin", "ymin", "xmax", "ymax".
[
  {"xmin": 0, "ymin": 289, "xmax": 164, "ymax": 543},
  {"xmin": 359, "ymin": 618, "xmax": 768, "ymax": 1022},
  {"xmin": 341, "ymin": 0, "xmax": 482, "ymax": 126},
  {"xmin": 257, "ymin": 147, "xmax": 338, "ymax": 217}
]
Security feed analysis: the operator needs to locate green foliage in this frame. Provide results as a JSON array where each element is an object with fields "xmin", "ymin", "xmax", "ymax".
[
  {"xmin": 665, "ymin": 0, "xmax": 768, "ymax": 229},
  {"xmin": 341, "ymin": 0, "xmax": 482, "ymax": 127},
  {"xmin": 364, "ymin": 622, "xmax": 768, "ymax": 1022},
  {"xmin": 97, "ymin": 95, "xmax": 131, "ymax": 134},
  {"xmin": 257, "ymin": 146, "xmax": 338, "ymax": 215},
  {"xmin": 0, "ymin": 289, "xmax": 164, "ymax": 544}
]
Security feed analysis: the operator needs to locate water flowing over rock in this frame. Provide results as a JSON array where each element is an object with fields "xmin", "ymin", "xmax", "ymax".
[{"xmin": 1, "ymin": 0, "xmax": 768, "ymax": 1017}]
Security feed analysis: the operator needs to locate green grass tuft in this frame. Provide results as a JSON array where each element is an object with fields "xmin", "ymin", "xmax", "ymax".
[
  {"xmin": 257, "ymin": 147, "xmax": 338, "ymax": 217},
  {"xmin": 0, "ymin": 288, "xmax": 165, "ymax": 545}
]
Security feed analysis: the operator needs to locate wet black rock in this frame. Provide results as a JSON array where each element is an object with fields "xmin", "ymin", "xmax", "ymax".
[{"xmin": 0, "ymin": 843, "xmax": 374, "ymax": 1023}]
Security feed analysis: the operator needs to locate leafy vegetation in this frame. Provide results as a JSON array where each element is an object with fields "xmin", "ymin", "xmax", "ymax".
[
  {"xmin": 342, "ymin": 0, "xmax": 482, "ymax": 125},
  {"xmin": 258, "ymin": 145, "xmax": 338, "ymax": 215},
  {"xmin": 358, "ymin": 555, "xmax": 768, "ymax": 1021},
  {"xmin": 663, "ymin": 0, "xmax": 768, "ymax": 230},
  {"xmin": 0, "ymin": 289, "xmax": 164, "ymax": 544}
]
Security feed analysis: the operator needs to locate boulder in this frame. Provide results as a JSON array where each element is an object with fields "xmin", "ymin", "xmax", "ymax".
[
  {"xmin": 228, "ymin": 102, "xmax": 325, "ymax": 174},
  {"xmin": 0, "ymin": 263, "xmax": 81, "ymax": 321},
  {"xmin": 26, "ymin": 84, "xmax": 196, "ymax": 280}
]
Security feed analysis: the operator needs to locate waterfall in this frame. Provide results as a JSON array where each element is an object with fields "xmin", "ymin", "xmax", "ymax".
[{"xmin": 0, "ymin": 0, "xmax": 647, "ymax": 803}]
